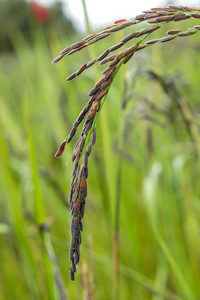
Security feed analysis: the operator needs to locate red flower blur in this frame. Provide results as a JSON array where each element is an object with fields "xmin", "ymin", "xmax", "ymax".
[{"xmin": 30, "ymin": 0, "xmax": 51, "ymax": 24}]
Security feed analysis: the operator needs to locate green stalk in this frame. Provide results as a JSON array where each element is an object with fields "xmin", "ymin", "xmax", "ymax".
[
  {"xmin": 81, "ymin": 0, "xmax": 92, "ymax": 34},
  {"xmin": 114, "ymin": 156, "xmax": 123, "ymax": 300}
]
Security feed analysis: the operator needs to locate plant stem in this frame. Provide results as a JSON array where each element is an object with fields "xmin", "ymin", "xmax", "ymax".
[
  {"xmin": 114, "ymin": 155, "xmax": 123, "ymax": 300},
  {"xmin": 81, "ymin": 0, "xmax": 92, "ymax": 34}
]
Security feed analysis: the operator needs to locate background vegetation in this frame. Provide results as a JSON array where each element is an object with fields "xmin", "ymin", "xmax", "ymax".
[{"xmin": 0, "ymin": 1, "xmax": 200, "ymax": 299}]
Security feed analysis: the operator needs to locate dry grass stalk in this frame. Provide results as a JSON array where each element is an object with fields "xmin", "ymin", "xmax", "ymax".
[{"xmin": 53, "ymin": 5, "xmax": 200, "ymax": 281}]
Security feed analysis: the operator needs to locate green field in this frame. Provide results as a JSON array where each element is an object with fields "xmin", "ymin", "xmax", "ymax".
[{"xmin": 1, "ymin": 11, "xmax": 200, "ymax": 300}]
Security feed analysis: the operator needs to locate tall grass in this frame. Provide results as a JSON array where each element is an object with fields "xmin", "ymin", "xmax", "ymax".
[{"xmin": 0, "ymin": 4, "xmax": 200, "ymax": 300}]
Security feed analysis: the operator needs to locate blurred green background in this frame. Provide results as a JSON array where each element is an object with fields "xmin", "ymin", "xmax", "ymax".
[{"xmin": 1, "ymin": 1, "xmax": 200, "ymax": 299}]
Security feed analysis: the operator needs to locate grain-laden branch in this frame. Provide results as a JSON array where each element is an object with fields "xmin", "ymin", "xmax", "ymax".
[{"xmin": 53, "ymin": 5, "xmax": 200, "ymax": 281}]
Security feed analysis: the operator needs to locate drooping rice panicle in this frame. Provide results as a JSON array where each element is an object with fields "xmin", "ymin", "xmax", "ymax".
[{"xmin": 53, "ymin": 5, "xmax": 200, "ymax": 281}]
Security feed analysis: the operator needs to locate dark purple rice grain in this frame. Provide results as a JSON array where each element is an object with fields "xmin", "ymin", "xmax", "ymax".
[
  {"xmin": 95, "ymin": 77, "xmax": 106, "ymax": 88},
  {"xmin": 66, "ymin": 72, "xmax": 77, "ymax": 81},
  {"xmin": 135, "ymin": 30, "xmax": 147, "ymax": 38},
  {"xmin": 87, "ymin": 143, "xmax": 92, "ymax": 156},
  {"xmin": 82, "ymin": 33, "xmax": 95, "ymax": 42},
  {"xmin": 80, "ymin": 204, "xmax": 85, "ymax": 218},
  {"xmin": 77, "ymin": 64, "xmax": 87, "ymax": 76},
  {"xmin": 92, "ymin": 129, "xmax": 97, "ymax": 146},
  {"xmin": 60, "ymin": 46, "xmax": 71, "ymax": 55},
  {"xmin": 70, "ymin": 220, "xmax": 74, "ymax": 234},
  {"xmin": 84, "ymin": 153, "xmax": 88, "ymax": 167},
  {"xmin": 108, "ymin": 26, "xmax": 123, "ymax": 33},
  {"xmin": 75, "ymin": 243, "xmax": 80, "ymax": 256},
  {"xmin": 79, "ymin": 191, "xmax": 86, "ymax": 204},
  {"xmin": 52, "ymin": 54, "xmax": 65, "ymax": 64},
  {"xmin": 78, "ymin": 233, "xmax": 82, "ymax": 245},
  {"xmin": 123, "ymin": 53, "xmax": 134, "ymax": 64},
  {"xmin": 174, "ymin": 15, "xmax": 191, "ymax": 21},
  {"xmin": 106, "ymin": 55, "xmax": 119, "ymax": 68},
  {"xmin": 78, "ymin": 165, "xmax": 85, "ymax": 180},
  {"xmin": 82, "ymin": 33, "xmax": 96, "ymax": 42},
  {"xmin": 79, "ymin": 220, "xmax": 83, "ymax": 231},
  {"xmin": 69, "ymin": 248, "xmax": 74, "ymax": 261},
  {"xmin": 74, "ymin": 252, "xmax": 79, "ymax": 265},
  {"xmin": 167, "ymin": 29, "xmax": 182, "ymax": 35},
  {"xmin": 86, "ymin": 59, "xmax": 97, "ymax": 69},
  {"xmin": 71, "ymin": 260, "xmax": 77, "ymax": 273},
  {"xmin": 68, "ymin": 188, "xmax": 73, "ymax": 204},
  {"xmin": 108, "ymin": 54, "xmax": 118, "ymax": 61},
  {"xmin": 121, "ymin": 32, "xmax": 138, "ymax": 43},
  {"xmin": 84, "ymin": 167, "xmax": 88, "ymax": 178},
  {"xmin": 169, "ymin": 12, "xmax": 185, "ymax": 21},
  {"xmin": 144, "ymin": 12, "xmax": 160, "ymax": 19},
  {"xmin": 71, "ymin": 41, "xmax": 85, "ymax": 49},
  {"xmin": 74, "ymin": 145, "xmax": 80, "ymax": 157},
  {"xmin": 160, "ymin": 36, "xmax": 176, "ymax": 43},
  {"xmin": 69, "ymin": 126, "xmax": 77, "ymax": 139},
  {"xmin": 97, "ymin": 50, "xmax": 110, "ymax": 61},
  {"xmin": 69, "ymin": 268, "xmax": 75, "ymax": 281},
  {"xmin": 72, "ymin": 162, "xmax": 78, "ymax": 177},
  {"xmin": 88, "ymin": 86, "xmax": 100, "ymax": 97},
  {"xmin": 82, "ymin": 122, "xmax": 91, "ymax": 135},
  {"xmin": 178, "ymin": 31, "xmax": 196, "ymax": 36},
  {"xmin": 73, "ymin": 190, "xmax": 79, "ymax": 202},
  {"xmin": 123, "ymin": 44, "xmax": 138, "ymax": 55},
  {"xmin": 73, "ymin": 216, "xmax": 80, "ymax": 229},
  {"xmin": 102, "ymin": 66, "xmax": 111, "ymax": 74},
  {"xmin": 94, "ymin": 32, "xmax": 110, "ymax": 41},
  {"xmin": 85, "ymin": 109, "xmax": 97, "ymax": 123},
  {"xmin": 168, "ymin": 5, "xmax": 184, "ymax": 10},
  {"xmin": 99, "ymin": 57, "xmax": 109, "ymax": 65},
  {"xmin": 120, "ymin": 21, "xmax": 136, "ymax": 28},
  {"xmin": 185, "ymin": 6, "xmax": 200, "ymax": 11},
  {"xmin": 147, "ymin": 19, "xmax": 159, "ymax": 24},
  {"xmin": 67, "ymin": 136, "xmax": 73, "ymax": 143},
  {"xmin": 135, "ymin": 13, "xmax": 146, "ymax": 20},
  {"xmin": 156, "ymin": 16, "xmax": 171, "ymax": 22},
  {"xmin": 101, "ymin": 77, "xmax": 112, "ymax": 90},
  {"xmin": 73, "ymin": 201, "xmax": 81, "ymax": 216},
  {"xmin": 71, "ymin": 153, "xmax": 76, "ymax": 163},
  {"xmin": 74, "ymin": 152, "xmax": 81, "ymax": 164},
  {"xmin": 79, "ymin": 135, "xmax": 86, "ymax": 151},
  {"xmin": 84, "ymin": 100, "xmax": 93, "ymax": 114},
  {"xmin": 143, "ymin": 26, "xmax": 160, "ymax": 34},
  {"xmin": 70, "ymin": 174, "xmax": 76, "ymax": 188},
  {"xmin": 71, "ymin": 235, "xmax": 77, "ymax": 249},
  {"xmin": 157, "ymin": 10, "xmax": 172, "ymax": 15},
  {"xmin": 104, "ymin": 67, "xmax": 115, "ymax": 80},
  {"xmin": 90, "ymin": 100, "xmax": 99, "ymax": 112},
  {"xmin": 145, "ymin": 38, "xmax": 160, "ymax": 45},
  {"xmin": 73, "ymin": 120, "xmax": 79, "ymax": 128},
  {"xmin": 116, "ymin": 51, "xmax": 126, "ymax": 60},
  {"xmin": 109, "ymin": 43, "xmax": 124, "ymax": 52},
  {"xmin": 77, "ymin": 108, "xmax": 86, "ymax": 123},
  {"xmin": 70, "ymin": 202, "xmax": 74, "ymax": 215},
  {"xmin": 95, "ymin": 89, "xmax": 108, "ymax": 101},
  {"xmin": 55, "ymin": 140, "xmax": 67, "ymax": 158},
  {"xmin": 74, "ymin": 178, "xmax": 81, "ymax": 191},
  {"xmin": 80, "ymin": 178, "xmax": 87, "ymax": 197}
]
